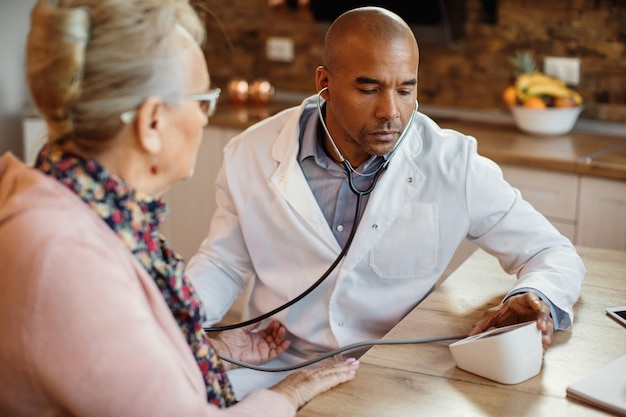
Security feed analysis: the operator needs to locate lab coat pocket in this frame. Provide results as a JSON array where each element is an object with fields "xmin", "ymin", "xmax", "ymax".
[{"xmin": 370, "ymin": 203, "xmax": 438, "ymax": 280}]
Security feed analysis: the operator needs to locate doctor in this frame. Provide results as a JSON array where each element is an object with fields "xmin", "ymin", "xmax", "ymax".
[{"xmin": 187, "ymin": 6, "xmax": 585, "ymax": 398}]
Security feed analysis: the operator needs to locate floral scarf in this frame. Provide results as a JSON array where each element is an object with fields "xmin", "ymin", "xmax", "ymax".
[{"xmin": 35, "ymin": 145, "xmax": 237, "ymax": 408}]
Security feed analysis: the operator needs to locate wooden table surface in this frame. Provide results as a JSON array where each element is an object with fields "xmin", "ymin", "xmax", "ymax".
[{"xmin": 297, "ymin": 246, "xmax": 626, "ymax": 417}]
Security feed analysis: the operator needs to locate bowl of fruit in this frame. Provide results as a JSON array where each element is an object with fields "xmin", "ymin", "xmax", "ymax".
[{"xmin": 502, "ymin": 52, "xmax": 583, "ymax": 136}]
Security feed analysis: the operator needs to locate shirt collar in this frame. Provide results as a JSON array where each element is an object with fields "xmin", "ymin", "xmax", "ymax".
[{"xmin": 298, "ymin": 103, "xmax": 388, "ymax": 172}]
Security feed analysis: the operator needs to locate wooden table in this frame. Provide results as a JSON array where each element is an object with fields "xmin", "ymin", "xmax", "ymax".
[{"xmin": 297, "ymin": 246, "xmax": 626, "ymax": 416}]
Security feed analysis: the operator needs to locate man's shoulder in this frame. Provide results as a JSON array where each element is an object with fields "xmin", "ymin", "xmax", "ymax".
[
  {"xmin": 224, "ymin": 104, "xmax": 304, "ymax": 160},
  {"xmin": 239, "ymin": 104, "xmax": 301, "ymax": 138},
  {"xmin": 233, "ymin": 95, "xmax": 316, "ymax": 141},
  {"xmin": 408, "ymin": 112, "xmax": 477, "ymax": 155}
]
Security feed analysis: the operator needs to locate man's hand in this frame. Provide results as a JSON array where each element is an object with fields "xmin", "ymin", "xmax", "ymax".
[
  {"xmin": 211, "ymin": 320, "xmax": 291, "ymax": 369},
  {"xmin": 469, "ymin": 292, "xmax": 554, "ymax": 352}
]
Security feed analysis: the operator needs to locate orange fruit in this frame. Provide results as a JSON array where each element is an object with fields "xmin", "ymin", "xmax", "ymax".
[
  {"xmin": 502, "ymin": 86, "xmax": 518, "ymax": 106},
  {"xmin": 523, "ymin": 96, "xmax": 547, "ymax": 109}
]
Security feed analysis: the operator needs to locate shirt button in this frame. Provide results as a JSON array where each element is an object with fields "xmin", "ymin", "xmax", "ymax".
[{"xmin": 336, "ymin": 224, "xmax": 344, "ymax": 232}]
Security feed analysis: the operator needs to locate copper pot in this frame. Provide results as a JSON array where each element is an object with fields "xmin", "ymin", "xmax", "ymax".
[
  {"xmin": 248, "ymin": 78, "xmax": 275, "ymax": 105},
  {"xmin": 227, "ymin": 77, "xmax": 249, "ymax": 104}
]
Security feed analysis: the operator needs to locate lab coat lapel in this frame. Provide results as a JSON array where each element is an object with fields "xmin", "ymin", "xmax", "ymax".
[
  {"xmin": 342, "ymin": 133, "xmax": 424, "ymax": 271},
  {"xmin": 269, "ymin": 112, "xmax": 341, "ymax": 252}
]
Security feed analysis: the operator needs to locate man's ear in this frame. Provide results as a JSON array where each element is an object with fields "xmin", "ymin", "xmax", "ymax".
[
  {"xmin": 315, "ymin": 66, "xmax": 330, "ymax": 100},
  {"xmin": 135, "ymin": 96, "xmax": 164, "ymax": 155}
]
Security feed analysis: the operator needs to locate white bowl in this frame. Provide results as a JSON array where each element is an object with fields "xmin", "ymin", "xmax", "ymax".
[{"xmin": 510, "ymin": 105, "xmax": 583, "ymax": 136}]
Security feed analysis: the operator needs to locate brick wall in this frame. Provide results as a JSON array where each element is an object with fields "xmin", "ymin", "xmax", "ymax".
[{"xmin": 196, "ymin": 0, "xmax": 626, "ymax": 123}]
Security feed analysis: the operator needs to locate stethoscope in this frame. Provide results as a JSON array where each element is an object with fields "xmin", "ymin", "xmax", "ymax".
[
  {"xmin": 317, "ymin": 87, "xmax": 416, "ymax": 197},
  {"xmin": 204, "ymin": 88, "xmax": 417, "ymax": 333},
  {"xmin": 202, "ymin": 90, "xmax": 459, "ymax": 371}
]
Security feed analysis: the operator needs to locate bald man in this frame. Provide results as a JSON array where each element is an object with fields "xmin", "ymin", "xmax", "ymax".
[{"xmin": 187, "ymin": 6, "xmax": 584, "ymax": 397}]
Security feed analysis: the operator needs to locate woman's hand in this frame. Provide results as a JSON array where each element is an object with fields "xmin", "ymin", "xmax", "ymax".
[
  {"xmin": 469, "ymin": 291, "xmax": 554, "ymax": 352},
  {"xmin": 210, "ymin": 320, "xmax": 291, "ymax": 369},
  {"xmin": 270, "ymin": 358, "xmax": 360, "ymax": 409}
]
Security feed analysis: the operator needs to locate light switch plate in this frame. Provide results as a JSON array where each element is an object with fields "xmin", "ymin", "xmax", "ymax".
[
  {"xmin": 543, "ymin": 56, "xmax": 581, "ymax": 86},
  {"xmin": 266, "ymin": 37, "xmax": 294, "ymax": 63}
]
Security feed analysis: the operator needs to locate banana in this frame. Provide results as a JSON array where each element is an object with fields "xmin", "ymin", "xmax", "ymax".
[
  {"xmin": 515, "ymin": 72, "xmax": 565, "ymax": 92},
  {"xmin": 526, "ymin": 83, "xmax": 573, "ymax": 98},
  {"xmin": 570, "ymin": 90, "xmax": 583, "ymax": 105},
  {"xmin": 504, "ymin": 68, "xmax": 583, "ymax": 107}
]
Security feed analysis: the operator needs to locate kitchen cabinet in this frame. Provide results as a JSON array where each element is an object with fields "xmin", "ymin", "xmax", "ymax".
[
  {"xmin": 500, "ymin": 164, "xmax": 626, "ymax": 251},
  {"xmin": 160, "ymin": 125, "xmax": 247, "ymax": 324},
  {"xmin": 500, "ymin": 164, "xmax": 577, "ymax": 241},
  {"xmin": 577, "ymin": 176, "xmax": 626, "ymax": 250},
  {"xmin": 160, "ymin": 125, "xmax": 240, "ymax": 261}
]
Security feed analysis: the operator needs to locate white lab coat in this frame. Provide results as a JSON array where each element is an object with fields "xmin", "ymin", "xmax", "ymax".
[{"xmin": 187, "ymin": 96, "xmax": 584, "ymax": 396}]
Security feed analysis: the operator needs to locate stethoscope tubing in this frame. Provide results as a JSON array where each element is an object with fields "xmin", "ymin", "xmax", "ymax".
[
  {"xmin": 206, "ymin": 90, "xmax": 448, "ymax": 371},
  {"xmin": 204, "ymin": 192, "xmax": 364, "ymax": 332},
  {"xmin": 219, "ymin": 333, "xmax": 468, "ymax": 372}
]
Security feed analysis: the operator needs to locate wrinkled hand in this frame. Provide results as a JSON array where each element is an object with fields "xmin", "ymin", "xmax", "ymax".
[
  {"xmin": 212, "ymin": 320, "xmax": 290, "ymax": 368},
  {"xmin": 270, "ymin": 358, "xmax": 360, "ymax": 410},
  {"xmin": 469, "ymin": 292, "xmax": 554, "ymax": 352}
]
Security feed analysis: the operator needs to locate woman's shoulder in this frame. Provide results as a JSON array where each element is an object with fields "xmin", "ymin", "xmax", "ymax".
[
  {"xmin": 0, "ymin": 153, "xmax": 134, "ymax": 270},
  {"xmin": 0, "ymin": 154, "xmax": 99, "ymax": 231}
]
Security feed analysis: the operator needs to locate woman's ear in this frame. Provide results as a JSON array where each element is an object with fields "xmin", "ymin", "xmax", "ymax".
[{"xmin": 134, "ymin": 96, "xmax": 164, "ymax": 155}]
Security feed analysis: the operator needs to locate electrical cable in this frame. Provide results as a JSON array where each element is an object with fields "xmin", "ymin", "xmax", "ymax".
[{"xmin": 218, "ymin": 333, "xmax": 468, "ymax": 372}]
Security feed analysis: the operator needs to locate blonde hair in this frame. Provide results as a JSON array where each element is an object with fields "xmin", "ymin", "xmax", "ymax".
[{"xmin": 26, "ymin": 0, "xmax": 205, "ymax": 153}]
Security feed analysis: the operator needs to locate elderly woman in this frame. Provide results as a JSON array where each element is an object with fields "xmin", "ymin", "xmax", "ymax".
[{"xmin": 0, "ymin": 0, "xmax": 358, "ymax": 416}]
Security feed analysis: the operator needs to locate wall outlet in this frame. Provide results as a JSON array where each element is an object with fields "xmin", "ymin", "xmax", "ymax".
[
  {"xmin": 266, "ymin": 37, "xmax": 294, "ymax": 63},
  {"xmin": 543, "ymin": 57, "xmax": 581, "ymax": 86}
]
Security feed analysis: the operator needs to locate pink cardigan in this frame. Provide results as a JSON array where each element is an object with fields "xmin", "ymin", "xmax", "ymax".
[{"xmin": 0, "ymin": 153, "xmax": 294, "ymax": 417}]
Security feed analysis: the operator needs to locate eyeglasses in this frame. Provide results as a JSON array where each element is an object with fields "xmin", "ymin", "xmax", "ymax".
[
  {"xmin": 120, "ymin": 88, "xmax": 221, "ymax": 124},
  {"xmin": 185, "ymin": 88, "xmax": 221, "ymax": 118}
]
